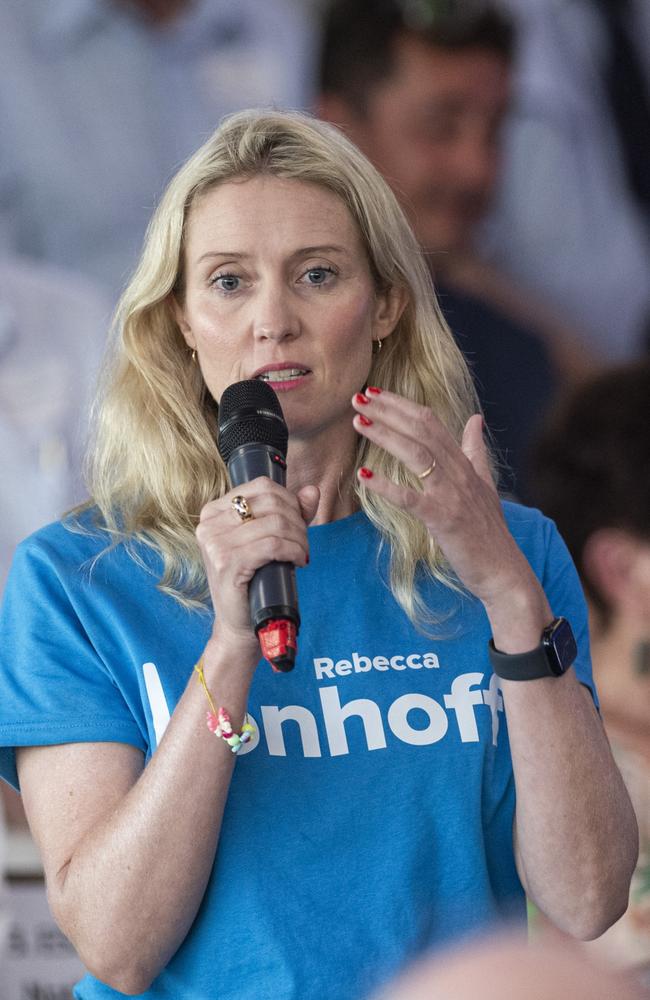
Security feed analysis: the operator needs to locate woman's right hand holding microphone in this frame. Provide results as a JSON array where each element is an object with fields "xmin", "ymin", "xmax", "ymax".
[{"xmin": 196, "ymin": 477, "xmax": 320, "ymax": 673}]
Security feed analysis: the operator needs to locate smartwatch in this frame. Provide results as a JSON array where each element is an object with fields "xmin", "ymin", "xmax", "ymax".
[{"xmin": 488, "ymin": 617, "xmax": 577, "ymax": 681}]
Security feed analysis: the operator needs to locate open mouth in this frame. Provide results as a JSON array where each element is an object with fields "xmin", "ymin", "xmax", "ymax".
[{"xmin": 255, "ymin": 368, "xmax": 310, "ymax": 383}]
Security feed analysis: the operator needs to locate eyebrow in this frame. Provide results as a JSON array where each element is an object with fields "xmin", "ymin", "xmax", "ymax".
[{"xmin": 195, "ymin": 245, "xmax": 351, "ymax": 265}]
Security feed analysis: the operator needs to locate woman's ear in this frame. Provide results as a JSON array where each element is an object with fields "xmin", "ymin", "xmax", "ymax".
[
  {"xmin": 373, "ymin": 284, "xmax": 408, "ymax": 345},
  {"xmin": 582, "ymin": 528, "xmax": 647, "ymax": 617},
  {"xmin": 168, "ymin": 293, "xmax": 195, "ymax": 349}
]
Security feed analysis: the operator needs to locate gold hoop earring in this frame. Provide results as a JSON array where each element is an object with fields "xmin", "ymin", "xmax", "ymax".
[
  {"xmin": 191, "ymin": 349, "xmax": 196, "ymax": 363},
  {"xmin": 372, "ymin": 338, "xmax": 382, "ymax": 356}
]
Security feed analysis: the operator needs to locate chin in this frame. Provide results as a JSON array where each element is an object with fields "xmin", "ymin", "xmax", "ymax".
[{"xmin": 282, "ymin": 407, "xmax": 316, "ymax": 440}]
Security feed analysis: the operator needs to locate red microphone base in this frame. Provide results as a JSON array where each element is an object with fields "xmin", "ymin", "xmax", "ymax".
[{"xmin": 257, "ymin": 618, "xmax": 297, "ymax": 672}]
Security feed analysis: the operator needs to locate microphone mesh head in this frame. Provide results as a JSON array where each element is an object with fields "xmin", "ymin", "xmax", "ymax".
[{"xmin": 217, "ymin": 379, "xmax": 288, "ymax": 464}]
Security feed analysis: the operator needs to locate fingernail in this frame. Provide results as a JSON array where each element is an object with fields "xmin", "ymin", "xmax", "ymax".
[
  {"xmin": 366, "ymin": 386, "xmax": 382, "ymax": 395},
  {"xmin": 355, "ymin": 392, "xmax": 369, "ymax": 405},
  {"xmin": 357, "ymin": 414, "xmax": 373, "ymax": 426},
  {"xmin": 359, "ymin": 467, "xmax": 373, "ymax": 479}
]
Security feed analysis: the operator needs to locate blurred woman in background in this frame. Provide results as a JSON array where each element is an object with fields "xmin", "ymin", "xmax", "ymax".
[{"xmin": 531, "ymin": 361, "xmax": 650, "ymax": 983}]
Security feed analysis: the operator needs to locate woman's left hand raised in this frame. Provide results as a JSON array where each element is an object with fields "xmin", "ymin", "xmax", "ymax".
[{"xmin": 351, "ymin": 387, "xmax": 542, "ymax": 614}]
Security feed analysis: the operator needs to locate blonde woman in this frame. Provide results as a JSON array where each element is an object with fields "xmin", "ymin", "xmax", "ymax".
[{"xmin": 0, "ymin": 111, "xmax": 637, "ymax": 999}]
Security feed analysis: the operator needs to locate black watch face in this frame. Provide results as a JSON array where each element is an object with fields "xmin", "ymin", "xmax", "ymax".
[{"xmin": 545, "ymin": 618, "xmax": 577, "ymax": 675}]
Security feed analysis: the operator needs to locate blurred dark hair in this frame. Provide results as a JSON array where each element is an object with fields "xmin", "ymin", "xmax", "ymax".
[
  {"xmin": 319, "ymin": 0, "xmax": 515, "ymax": 114},
  {"xmin": 529, "ymin": 362, "xmax": 650, "ymax": 623}
]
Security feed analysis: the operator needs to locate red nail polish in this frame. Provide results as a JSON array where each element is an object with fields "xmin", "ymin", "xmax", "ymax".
[
  {"xmin": 355, "ymin": 392, "xmax": 369, "ymax": 405},
  {"xmin": 359, "ymin": 467, "xmax": 373, "ymax": 479},
  {"xmin": 358, "ymin": 414, "xmax": 373, "ymax": 426},
  {"xmin": 366, "ymin": 386, "xmax": 382, "ymax": 395}
]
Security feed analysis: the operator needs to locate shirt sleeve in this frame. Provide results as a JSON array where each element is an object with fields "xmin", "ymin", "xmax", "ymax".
[{"xmin": 0, "ymin": 533, "xmax": 147, "ymax": 791}]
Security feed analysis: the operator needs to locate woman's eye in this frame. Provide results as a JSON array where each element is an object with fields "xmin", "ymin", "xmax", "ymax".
[
  {"xmin": 211, "ymin": 273, "xmax": 240, "ymax": 292},
  {"xmin": 302, "ymin": 267, "xmax": 335, "ymax": 286}
]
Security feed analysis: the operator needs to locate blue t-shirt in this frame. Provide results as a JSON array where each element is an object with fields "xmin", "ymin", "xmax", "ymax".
[{"xmin": 0, "ymin": 503, "xmax": 594, "ymax": 999}]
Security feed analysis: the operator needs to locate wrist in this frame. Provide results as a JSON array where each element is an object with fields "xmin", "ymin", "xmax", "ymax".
[
  {"xmin": 483, "ymin": 580, "xmax": 552, "ymax": 655},
  {"xmin": 194, "ymin": 654, "xmax": 257, "ymax": 754},
  {"xmin": 192, "ymin": 637, "xmax": 258, "ymax": 740},
  {"xmin": 489, "ymin": 617, "xmax": 578, "ymax": 681},
  {"xmin": 203, "ymin": 630, "xmax": 260, "ymax": 685}
]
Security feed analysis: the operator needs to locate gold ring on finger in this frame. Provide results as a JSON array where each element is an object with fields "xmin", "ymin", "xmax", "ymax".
[
  {"xmin": 417, "ymin": 458, "xmax": 436, "ymax": 481},
  {"xmin": 231, "ymin": 495, "xmax": 254, "ymax": 522}
]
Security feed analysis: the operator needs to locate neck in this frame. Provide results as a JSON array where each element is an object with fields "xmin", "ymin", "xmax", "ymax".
[{"xmin": 286, "ymin": 423, "xmax": 360, "ymax": 525}]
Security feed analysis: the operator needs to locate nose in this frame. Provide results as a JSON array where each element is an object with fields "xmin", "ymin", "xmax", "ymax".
[{"xmin": 253, "ymin": 282, "xmax": 300, "ymax": 343}]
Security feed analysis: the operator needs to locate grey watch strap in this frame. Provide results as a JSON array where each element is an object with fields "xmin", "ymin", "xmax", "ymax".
[{"xmin": 488, "ymin": 639, "xmax": 556, "ymax": 681}]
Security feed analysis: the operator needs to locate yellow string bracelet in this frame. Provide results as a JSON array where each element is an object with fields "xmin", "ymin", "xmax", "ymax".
[{"xmin": 194, "ymin": 656, "xmax": 255, "ymax": 754}]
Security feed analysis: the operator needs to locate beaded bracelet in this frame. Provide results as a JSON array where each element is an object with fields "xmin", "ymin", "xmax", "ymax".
[{"xmin": 194, "ymin": 656, "xmax": 255, "ymax": 754}]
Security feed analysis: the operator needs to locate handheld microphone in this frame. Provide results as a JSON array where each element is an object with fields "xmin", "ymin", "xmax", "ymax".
[{"xmin": 217, "ymin": 379, "xmax": 299, "ymax": 672}]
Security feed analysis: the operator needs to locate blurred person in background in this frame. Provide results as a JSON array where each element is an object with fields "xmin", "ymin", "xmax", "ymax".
[
  {"xmin": 0, "ymin": 0, "xmax": 316, "ymax": 300},
  {"xmin": 317, "ymin": 0, "xmax": 595, "ymax": 501},
  {"xmin": 0, "ymin": 253, "xmax": 109, "ymax": 885},
  {"xmin": 484, "ymin": 0, "xmax": 650, "ymax": 361},
  {"xmin": 530, "ymin": 361, "xmax": 650, "ymax": 983},
  {"xmin": 0, "ymin": 256, "xmax": 108, "ymax": 588},
  {"xmin": 376, "ymin": 932, "xmax": 649, "ymax": 1000}
]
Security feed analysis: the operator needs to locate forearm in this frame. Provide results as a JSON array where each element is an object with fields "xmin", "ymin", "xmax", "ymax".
[
  {"xmin": 51, "ymin": 636, "xmax": 256, "ymax": 993},
  {"xmin": 487, "ymin": 588, "xmax": 638, "ymax": 938},
  {"xmin": 504, "ymin": 672, "xmax": 638, "ymax": 938}
]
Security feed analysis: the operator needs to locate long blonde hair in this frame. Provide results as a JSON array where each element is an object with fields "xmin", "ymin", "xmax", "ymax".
[{"xmin": 87, "ymin": 109, "xmax": 484, "ymax": 627}]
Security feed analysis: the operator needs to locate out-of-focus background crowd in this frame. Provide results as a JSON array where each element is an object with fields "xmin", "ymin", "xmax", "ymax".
[{"xmin": 0, "ymin": 1, "xmax": 648, "ymax": 996}]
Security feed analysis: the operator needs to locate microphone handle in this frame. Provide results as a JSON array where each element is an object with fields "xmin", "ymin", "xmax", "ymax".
[{"xmin": 227, "ymin": 443, "xmax": 300, "ymax": 635}]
